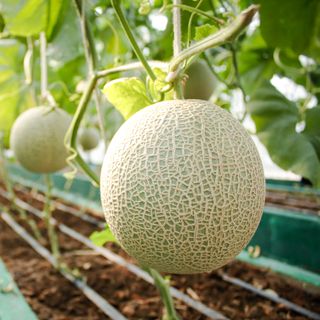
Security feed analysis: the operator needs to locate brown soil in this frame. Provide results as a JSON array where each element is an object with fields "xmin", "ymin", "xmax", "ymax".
[
  {"xmin": 265, "ymin": 190, "xmax": 320, "ymax": 215},
  {"xmin": 0, "ymin": 189, "xmax": 319, "ymax": 320}
]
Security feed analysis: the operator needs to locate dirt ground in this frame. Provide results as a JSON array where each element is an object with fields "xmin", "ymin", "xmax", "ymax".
[{"xmin": 0, "ymin": 189, "xmax": 319, "ymax": 319}]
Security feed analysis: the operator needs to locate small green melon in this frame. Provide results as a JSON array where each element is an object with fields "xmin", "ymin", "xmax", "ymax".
[
  {"xmin": 79, "ymin": 127, "xmax": 100, "ymax": 151},
  {"xmin": 10, "ymin": 106, "xmax": 71, "ymax": 173},
  {"xmin": 100, "ymin": 99, "xmax": 265, "ymax": 274},
  {"xmin": 184, "ymin": 61, "xmax": 216, "ymax": 100}
]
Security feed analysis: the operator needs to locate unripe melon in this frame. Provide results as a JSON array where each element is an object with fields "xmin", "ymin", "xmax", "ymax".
[
  {"xmin": 10, "ymin": 106, "xmax": 71, "ymax": 173},
  {"xmin": 79, "ymin": 127, "xmax": 100, "ymax": 151},
  {"xmin": 184, "ymin": 61, "xmax": 216, "ymax": 100},
  {"xmin": 100, "ymin": 99, "xmax": 265, "ymax": 274}
]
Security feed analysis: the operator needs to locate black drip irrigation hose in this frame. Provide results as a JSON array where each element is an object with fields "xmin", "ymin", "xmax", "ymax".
[
  {"xmin": 2, "ymin": 187, "xmax": 320, "ymax": 320},
  {"xmin": 25, "ymin": 189, "xmax": 105, "ymax": 228},
  {"xmin": 52, "ymin": 198, "xmax": 105, "ymax": 228},
  {"xmin": 59, "ymin": 223, "xmax": 228, "ymax": 320},
  {"xmin": 0, "ymin": 211, "xmax": 128, "ymax": 320},
  {"xmin": 0, "ymin": 188, "xmax": 227, "ymax": 320}
]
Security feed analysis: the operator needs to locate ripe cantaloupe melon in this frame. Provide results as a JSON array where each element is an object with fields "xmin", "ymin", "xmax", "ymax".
[
  {"xmin": 184, "ymin": 61, "xmax": 216, "ymax": 100},
  {"xmin": 79, "ymin": 127, "xmax": 100, "ymax": 151},
  {"xmin": 10, "ymin": 106, "xmax": 71, "ymax": 173},
  {"xmin": 100, "ymin": 99, "xmax": 265, "ymax": 274}
]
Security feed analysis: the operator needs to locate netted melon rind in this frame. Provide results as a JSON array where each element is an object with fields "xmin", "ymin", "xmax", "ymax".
[
  {"xmin": 10, "ymin": 106, "xmax": 71, "ymax": 173},
  {"xmin": 101, "ymin": 99, "xmax": 265, "ymax": 274}
]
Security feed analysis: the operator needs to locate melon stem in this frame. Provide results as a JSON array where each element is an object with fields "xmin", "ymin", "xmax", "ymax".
[
  {"xmin": 147, "ymin": 268, "xmax": 181, "ymax": 320},
  {"xmin": 43, "ymin": 174, "xmax": 61, "ymax": 266},
  {"xmin": 111, "ymin": 0, "xmax": 156, "ymax": 82},
  {"xmin": 64, "ymin": 62, "xmax": 170, "ymax": 186},
  {"xmin": 172, "ymin": 0, "xmax": 184, "ymax": 100},
  {"xmin": 39, "ymin": 32, "xmax": 56, "ymax": 107},
  {"xmin": 39, "ymin": 32, "xmax": 48, "ymax": 102},
  {"xmin": 73, "ymin": 0, "xmax": 108, "ymax": 150},
  {"xmin": 167, "ymin": 4, "xmax": 259, "ymax": 78}
]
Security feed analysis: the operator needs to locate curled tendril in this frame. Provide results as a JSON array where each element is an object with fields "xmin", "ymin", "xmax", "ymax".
[
  {"xmin": 145, "ymin": 75, "xmax": 167, "ymax": 103},
  {"xmin": 160, "ymin": 82, "xmax": 174, "ymax": 94},
  {"xmin": 24, "ymin": 48, "xmax": 33, "ymax": 84},
  {"xmin": 63, "ymin": 120, "xmax": 79, "ymax": 181},
  {"xmin": 64, "ymin": 144, "xmax": 79, "ymax": 181}
]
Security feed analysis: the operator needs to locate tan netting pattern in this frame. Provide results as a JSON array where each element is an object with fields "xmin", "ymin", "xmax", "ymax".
[{"xmin": 101, "ymin": 99, "xmax": 265, "ymax": 274}]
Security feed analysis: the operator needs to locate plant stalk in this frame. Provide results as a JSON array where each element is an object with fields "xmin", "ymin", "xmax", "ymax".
[
  {"xmin": 167, "ymin": 5, "xmax": 259, "ymax": 80},
  {"xmin": 43, "ymin": 174, "xmax": 60, "ymax": 265},
  {"xmin": 173, "ymin": 0, "xmax": 182, "ymax": 58},
  {"xmin": 64, "ymin": 61, "xmax": 168, "ymax": 186},
  {"xmin": 24, "ymin": 37, "xmax": 33, "ymax": 85},
  {"xmin": 147, "ymin": 268, "xmax": 180, "ymax": 320},
  {"xmin": 111, "ymin": 0, "xmax": 156, "ymax": 81},
  {"xmin": 186, "ymin": 0, "xmax": 205, "ymax": 47},
  {"xmin": 75, "ymin": 0, "xmax": 97, "ymax": 73},
  {"xmin": 164, "ymin": 4, "xmax": 224, "ymax": 26},
  {"xmin": 73, "ymin": 0, "xmax": 108, "ymax": 149},
  {"xmin": 172, "ymin": 0, "xmax": 184, "ymax": 99},
  {"xmin": 64, "ymin": 74, "xmax": 100, "ymax": 186},
  {"xmin": 39, "ymin": 32, "xmax": 56, "ymax": 106},
  {"xmin": 39, "ymin": 32, "xmax": 48, "ymax": 102}
]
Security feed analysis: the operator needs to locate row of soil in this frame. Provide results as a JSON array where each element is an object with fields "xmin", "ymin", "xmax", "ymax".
[
  {"xmin": 265, "ymin": 190, "xmax": 320, "ymax": 215},
  {"xmin": 0, "ymin": 188, "xmax": 319, "ymax": 319}
]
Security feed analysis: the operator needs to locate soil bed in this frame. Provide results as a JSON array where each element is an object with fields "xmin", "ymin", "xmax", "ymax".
[
  {"xmin": 0, "ymin": 188, "xmax": 319, "ymax": 319},
  {"xmin": 265, "ymin": 190, "xmax": 320, "ymax": 215}
]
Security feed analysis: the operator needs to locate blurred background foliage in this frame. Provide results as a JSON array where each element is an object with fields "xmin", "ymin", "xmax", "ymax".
[{"xmin": 0, "ymin": 0, "xmax": 319, "ymax": 186}]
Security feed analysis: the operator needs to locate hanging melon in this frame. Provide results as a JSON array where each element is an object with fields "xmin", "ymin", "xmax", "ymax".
[
  {"xmin": 10, "ymin": 106, "xmax": 71, "ymax": 173},
  {"xmin": 100, "ymin": 99, "xmax": 265, "ymax": 274}
]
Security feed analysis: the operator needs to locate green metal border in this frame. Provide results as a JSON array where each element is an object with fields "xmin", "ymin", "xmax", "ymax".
[
  {"xmin": 0, "ymin": 259, "xmax": 38, "ymax": 320},
  {"xmin": 249, "ymin": 206, "xmax": 320, "ymax": 274},
  {"xmin": 237, "ymin": 251, "xmax": 320, "ymax": 287},
  {"xmin": 8, "ymin": 165, "xmax": 101, "ymax": 212}
]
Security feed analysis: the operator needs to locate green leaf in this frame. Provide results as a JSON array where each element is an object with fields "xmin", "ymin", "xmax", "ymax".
[
  {"xmin": 257, "ymin": 0, "xmax": 320, "ymax": 58},
  {"xmin": 180, "ymin": 0, "xmax": 212, "ymax": 43},
  {"xmin": 238, "ymin": 29, "xmax": 276, "ymax": 94},
  {"xmin": 0, "ymin": 0, "xmax": 63, "ymax": 37},
  {"xmin": 47, "ymin": 0, "xmax": 83, "ymax": 64},
  {"xmin": 0, "ymin": 0, "xmax": 47, "ymax": 36},
  {"xmin": 303, "ymin": 106, "xmax": 320, "ymax": 159},
  {"xmin": 90, "ymin": 227, "xmax": 117, "ymax": 247},
  {"xmin": 194, "ymin": 24, "xmax": 218, "ymax": 41},
  {"xmin": 102, "ymin": 77, "xmax": 152, "ymax": 120},
  {"xmin": 46, "ymin": 0, "xmax": 64, "ymax": 38},
  {"xmin": 248, "ymin": 81, "xmax": 320, "ymax": 187},
  {"xmin": 0, "ymin": 14, "xmax": 5, "ymax": 32}
]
